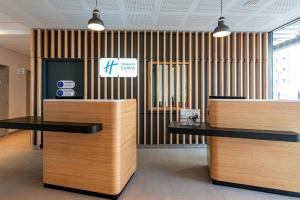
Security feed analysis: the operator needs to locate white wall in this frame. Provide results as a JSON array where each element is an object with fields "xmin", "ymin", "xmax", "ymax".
[{"xmin": 0, "ymin": 47, "xmax": 30, "ymax": 119}]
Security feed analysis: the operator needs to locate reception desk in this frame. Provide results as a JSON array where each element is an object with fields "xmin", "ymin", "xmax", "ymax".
[
  {"xmin": 43, "ymin": 99, "xmax": 137, "ymax": 199},
  {"xmin": 208, "ymin": 99, "xmax": 300, "ymax": 197}
]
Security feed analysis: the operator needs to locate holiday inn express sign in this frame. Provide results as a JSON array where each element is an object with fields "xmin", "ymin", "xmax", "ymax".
[{"xmin": 99, "ymin": 58, "xmax": 137, "ymax": 77}]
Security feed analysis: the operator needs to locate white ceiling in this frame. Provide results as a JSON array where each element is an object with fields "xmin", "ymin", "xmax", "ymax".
[{"xmin": 0, "ymin": 0, "xmax": 300, "ymax": 55}]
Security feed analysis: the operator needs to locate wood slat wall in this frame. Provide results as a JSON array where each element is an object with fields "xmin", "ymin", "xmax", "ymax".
[{"xmin": 31, "ymin": 30, "xmax": 269, "ymax": 145}]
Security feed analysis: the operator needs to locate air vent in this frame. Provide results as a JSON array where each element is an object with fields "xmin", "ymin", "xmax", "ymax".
[{"xmin": 243, "ymin": 0, "xmax": 260, "ymax": 7}]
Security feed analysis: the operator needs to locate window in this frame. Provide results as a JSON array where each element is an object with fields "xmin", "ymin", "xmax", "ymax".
[
  {"xmin": 273, "ymin": 20, "xmax": 300, "ymax": 100},
  {"xmin": 148, "ymin": 62, "xmax": 188, "ymax": 109}
]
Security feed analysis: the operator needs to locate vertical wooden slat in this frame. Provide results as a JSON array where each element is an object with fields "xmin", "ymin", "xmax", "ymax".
[
  {"xmin": 64, "ymin": 30, "xmax": 68, "ymax": 58},
  {"xmin": 195, "ymin": 32, "xmax": 199, "ymax": 144},
  {"xmin": 238, "ymin": 33, "xmax": 243, "ymax": 96},
  {"xmin": 124, "ymin": 31, "xmax": 127, "ymax": 99},
  {"xmin": 163, "ymin": 31, "xmax": 166, "ymax": 144},
  {"xmin": 84, "ymin": 30, "xmax": 88, "ymax": 99},
  {"xmin": 244, "ymin": 32, "xmax": 250, "ymax": 98},
  {"xmin": 213, "ymin": 36, "xmax": 218, "ymax": 96},
  {"xmin": 137, "ymin": 31, "xmax": 140, "ymax": 144},
  {"xmin": 188, "ymin": 32, "xmax": 192, "ymax": 144},
  {"xmin": 30, "ymin": 30, "xmax": 35, "ymax": 116},
  {"xmin": 51, "ymin": 30, "xmax": 55, "ymax": 58},
  {"xmin": 156, "ymin": 31, "xmax": 160, "ymax": 144},
  {"xmin": 111, "ymin": 31, "xmax": 114, "ymax": 99},
  {"xmin": 131, "ymin": 31, "xmax": 134, "ymax": 99},
  {"xmin": 143, "ymin": 31, "xmax": 147, "ymax": 144},
  {"xmin": 149, "ymin": 32, "xmax": 153, "ymax": 144},
  {"xmin": 57, "ymin": 30, "xmax": 61, "ymax": 58},
  {"xmin": 98, "ymin": 32, "xmax": 101, "ymax": 99},
  {"xmin": 71, "ymin": 30, "xmax": 75, "ymax": 58},
  {"xmin": 251, "ymin": 32, "xmax": 256, "ymax": 99},
  {"xmin": 206, "ymin": 33, "xmax": 211, "ymax": 118},
  {"xmin": 263, "ymin": 33, "xmax": 268, "ymax": 99},
  {"xmin": 104, "ymin": 31, "xmax": 107, "ymax": 99},
  {"xmin": 232, "ymin": 33, "xmax": 237, "ymax": 96},
  {"xmin": 78, "ymin": 30, "xmax": 81, "ymax": 58},
  {"xmin": 225, "ymin": 35, "xmax": 231, "ymax": 96},
  {"xmin": 117, "ymin": 31, "xmax": 121, "ymax": 99},
  {"xmin": 257, "ymin": 32, "xmax": 262, "ymax": 99},
  {"xmin": 37, "ymin": 30, "xmax": 42, "ymax": 116},
  {"xmin": 44, "ymin": 30, "xmax": 48, "ymax": 58},
  {"xmin": 169, "ymin": 32, "xmax": 173, "ymax": 144},
  {"xmin": 219, "ymin": 37, "xmax": 224, "ymax": 96},
  {"xmin": 175, "ymin": 31, "xmax": 179, "ymax": 144},
  {"xmin": 182, "ymin": 32, "xmax": 186, "ymax": 144},
  {"xmin": 91, "ymin": 31, "xmax": 95, "ymax": 99},
  {"xmin": 200, "ymin": 32, "xmax": 205, "ymax": 144}
]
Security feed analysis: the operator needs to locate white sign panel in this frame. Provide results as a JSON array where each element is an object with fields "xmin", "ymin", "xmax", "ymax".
[
  {"xmin": 57, "ymin": 80, "xmax": 75, "ymax": 89},
  {"xmin": 56, "ymin": 89, "xmax": 75, "ymax": 97},
  {"xmin": 99, "ymin": 58, "xmax": 137, "ymax": 77}
]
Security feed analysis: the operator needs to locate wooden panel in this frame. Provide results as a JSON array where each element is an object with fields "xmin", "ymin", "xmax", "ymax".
[
  {"xmin": 209, "ymin": 137, "xmax": 300, "ymax": 193},
  {"xmin": 257, "ymin": 33, "xmax": 262, "ymax": 99},
  {"xmin": 238, "ymin": 33, "xmax": 243, "ymax": 96},
  {"xmin": 91, "ymin": 31, "xmax": 94, "ymax": 99},
  {"xmin": 104, "ymin": 31, "xmax": 107, "ymax": 99},
  {"xmin": 37, "ymin": 29, "xmax": 42, "ymax": 116},
  {"xmin": 200, "ymin": 32, "xmax": 204, "ymax": 144},
  {"xmin": 225, "ymin": 36, "xmax": 230, "ymax": 96},
  {"xmin": 124, "ymin": 31, "xmax": 127, "ymax": 99},
  {"xmin": 207, "ymin": 33, "xmax": 211, "ymax": 104},
  {"xmin": 137, "ymin": 31, "xmax": 140, "ymax": 144},
  {"xmin": 78, "ymin": 30, "xmax": 81, "ymax": 58},
  {"xmin": 163, "ymin": 31, "xmax": 166, "ymax": 144},
  {"xmin": 209, "ymin": 100, "xmax": 300, "ymax": 132},
  {"xmin": 71, "ymin": 30, "xmax": 75, "ymax": 58},
  {"xmin": 30, "ymin": 30, "xmax": 35, "ymax": 115},
  {"xmin": 169, "ymin": 32, "xmax": 173, "ymax": 144},
  {"xmin": 117, "ymin": 31, "xmax": 121, "ymax": 99},
  {"xmin": 43, "ymin": 99, "xmax": 136, "ymax": 195},
  {"xmin": 182, "ymin": 32, "xmax": 186, "ymax": 144},
  {"xmin": 98, "ymin": 32, "xmax": 101, "ymax": 99},
  {"xmin": 188, "ymin": 32, "xmax": 192, "ymax": 144},
  {"xmin": 263, "ymin": 33, "xmax": 268, "ymax": 99},
  {"xmin": 213, "ymin": 36, "xmax": 217, "ymax": 96},
  {"xmin": 244, "ymin": 33, "xmax": 250, "ymax": 98},
  {"xmin": 64, "ymin": 30, "xmax": 68, "ymax": 58},
  {"xmin": 111, "ymin": 31, "xmax": 114, "ymax": 99},
  {"xmin": 84, "ymin": 30, "xmax": 88, "ymax": 99},
  {"xmin": 251, "ymin": 33, "xmax": 256, "ymax": 99},
  {"xmin": 176, "ymin": 31, "xmax": 179, "ymax": 144},
  {"xmin": 219, "ymin": 37, "xmax": 224, "ymax": 96},
  {"xmin": 57, "ymin": 30, "xmax": 61, "ymax": 58},
  {"xmin": 231, "ymin": 33, "xmax": 237, "ymax": 96},
  {"xmin": 44, "ymin": 30, "xmax": 48, "ymax": 58},
  {"xmin": 51, "ymin": 30, "xmax": 55, "ymax": 58},
  {"xmin": 131, "ymin": 31, "xmax": 134, "ymax": 99}
]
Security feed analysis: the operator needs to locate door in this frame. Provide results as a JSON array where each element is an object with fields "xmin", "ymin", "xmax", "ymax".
[{"xmin": 0, "ymin": 65, "xmax": 9, "ymax": 136}]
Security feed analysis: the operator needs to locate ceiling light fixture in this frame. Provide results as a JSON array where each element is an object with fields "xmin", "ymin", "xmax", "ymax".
[
  {"xmin": 88, "ymin": 0, "xmax": 105, "ymax": 31},
  {"xmin": 213, "ymin": 0, "xmax": 231, "ymax": 38}
]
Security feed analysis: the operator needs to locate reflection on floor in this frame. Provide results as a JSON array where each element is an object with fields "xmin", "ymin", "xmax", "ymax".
[{"xmin": 0, "ymin": 131, "xmax": 298, "ymax": 200}]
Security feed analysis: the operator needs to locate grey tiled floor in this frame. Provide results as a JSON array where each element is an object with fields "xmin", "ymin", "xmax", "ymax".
[{"xmin": 0, "ymin": 131, "xmax": 299, "ymax": 200}]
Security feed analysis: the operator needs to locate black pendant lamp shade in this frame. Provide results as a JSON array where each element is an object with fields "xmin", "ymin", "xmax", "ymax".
[
  {"xmin": 213, "ymin": 0, "xmax": 231, "ymax": 38},
  {"xmin": 88, "ymin": 0, "xmax": 105, "ymax": 31}
]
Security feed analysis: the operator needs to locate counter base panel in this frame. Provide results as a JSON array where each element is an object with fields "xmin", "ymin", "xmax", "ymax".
[
  {"xmin": 212, "ymin": 179, "xmax": 300, "ymax": 198},
  {"xmin": 44, "ymin": 174, "xmax": 134, "ymax": 200}
]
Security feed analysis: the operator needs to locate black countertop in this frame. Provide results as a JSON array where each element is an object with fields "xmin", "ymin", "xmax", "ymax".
[
  {"xmin": 169, "ymin": 121, "xmax": 300, "ymax": 142},
  {"xmin": 0, "ymin": 116, "xmax": 101, "ymax": 134}
]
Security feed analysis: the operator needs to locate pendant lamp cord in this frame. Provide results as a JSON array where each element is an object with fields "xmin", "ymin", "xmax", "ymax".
[
  {"xmin": 96, "ymin": 0, "xmax": 98, "ymax": 9},
  {"xmin": 221, "ymin": 0, "xmax": 223, "ymax": 17}
]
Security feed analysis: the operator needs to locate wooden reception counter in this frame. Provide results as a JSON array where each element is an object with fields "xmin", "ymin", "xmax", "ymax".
[
  {"xmin": 208, "ymin": 99, "xmax": 300, "ymax": 197},
  {"xmin": 43, "ymin": 99, "xmax": 137, "ymax": 199}
]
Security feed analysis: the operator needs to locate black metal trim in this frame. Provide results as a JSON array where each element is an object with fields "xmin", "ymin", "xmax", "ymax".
[
  {"xmin": 272, "ymin": 17, "xmax": 300, "ymax": 32},
  {"xmin": 44, "ymin": 173, "xmax": 135, "ymax": 200},
  {"xmin": 212, "ymin": 179, "xmax": 300, "ymax": 198},
  {"xmin": 169, "ymin": 122, "xmax": 300, "ymax": 142}
]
